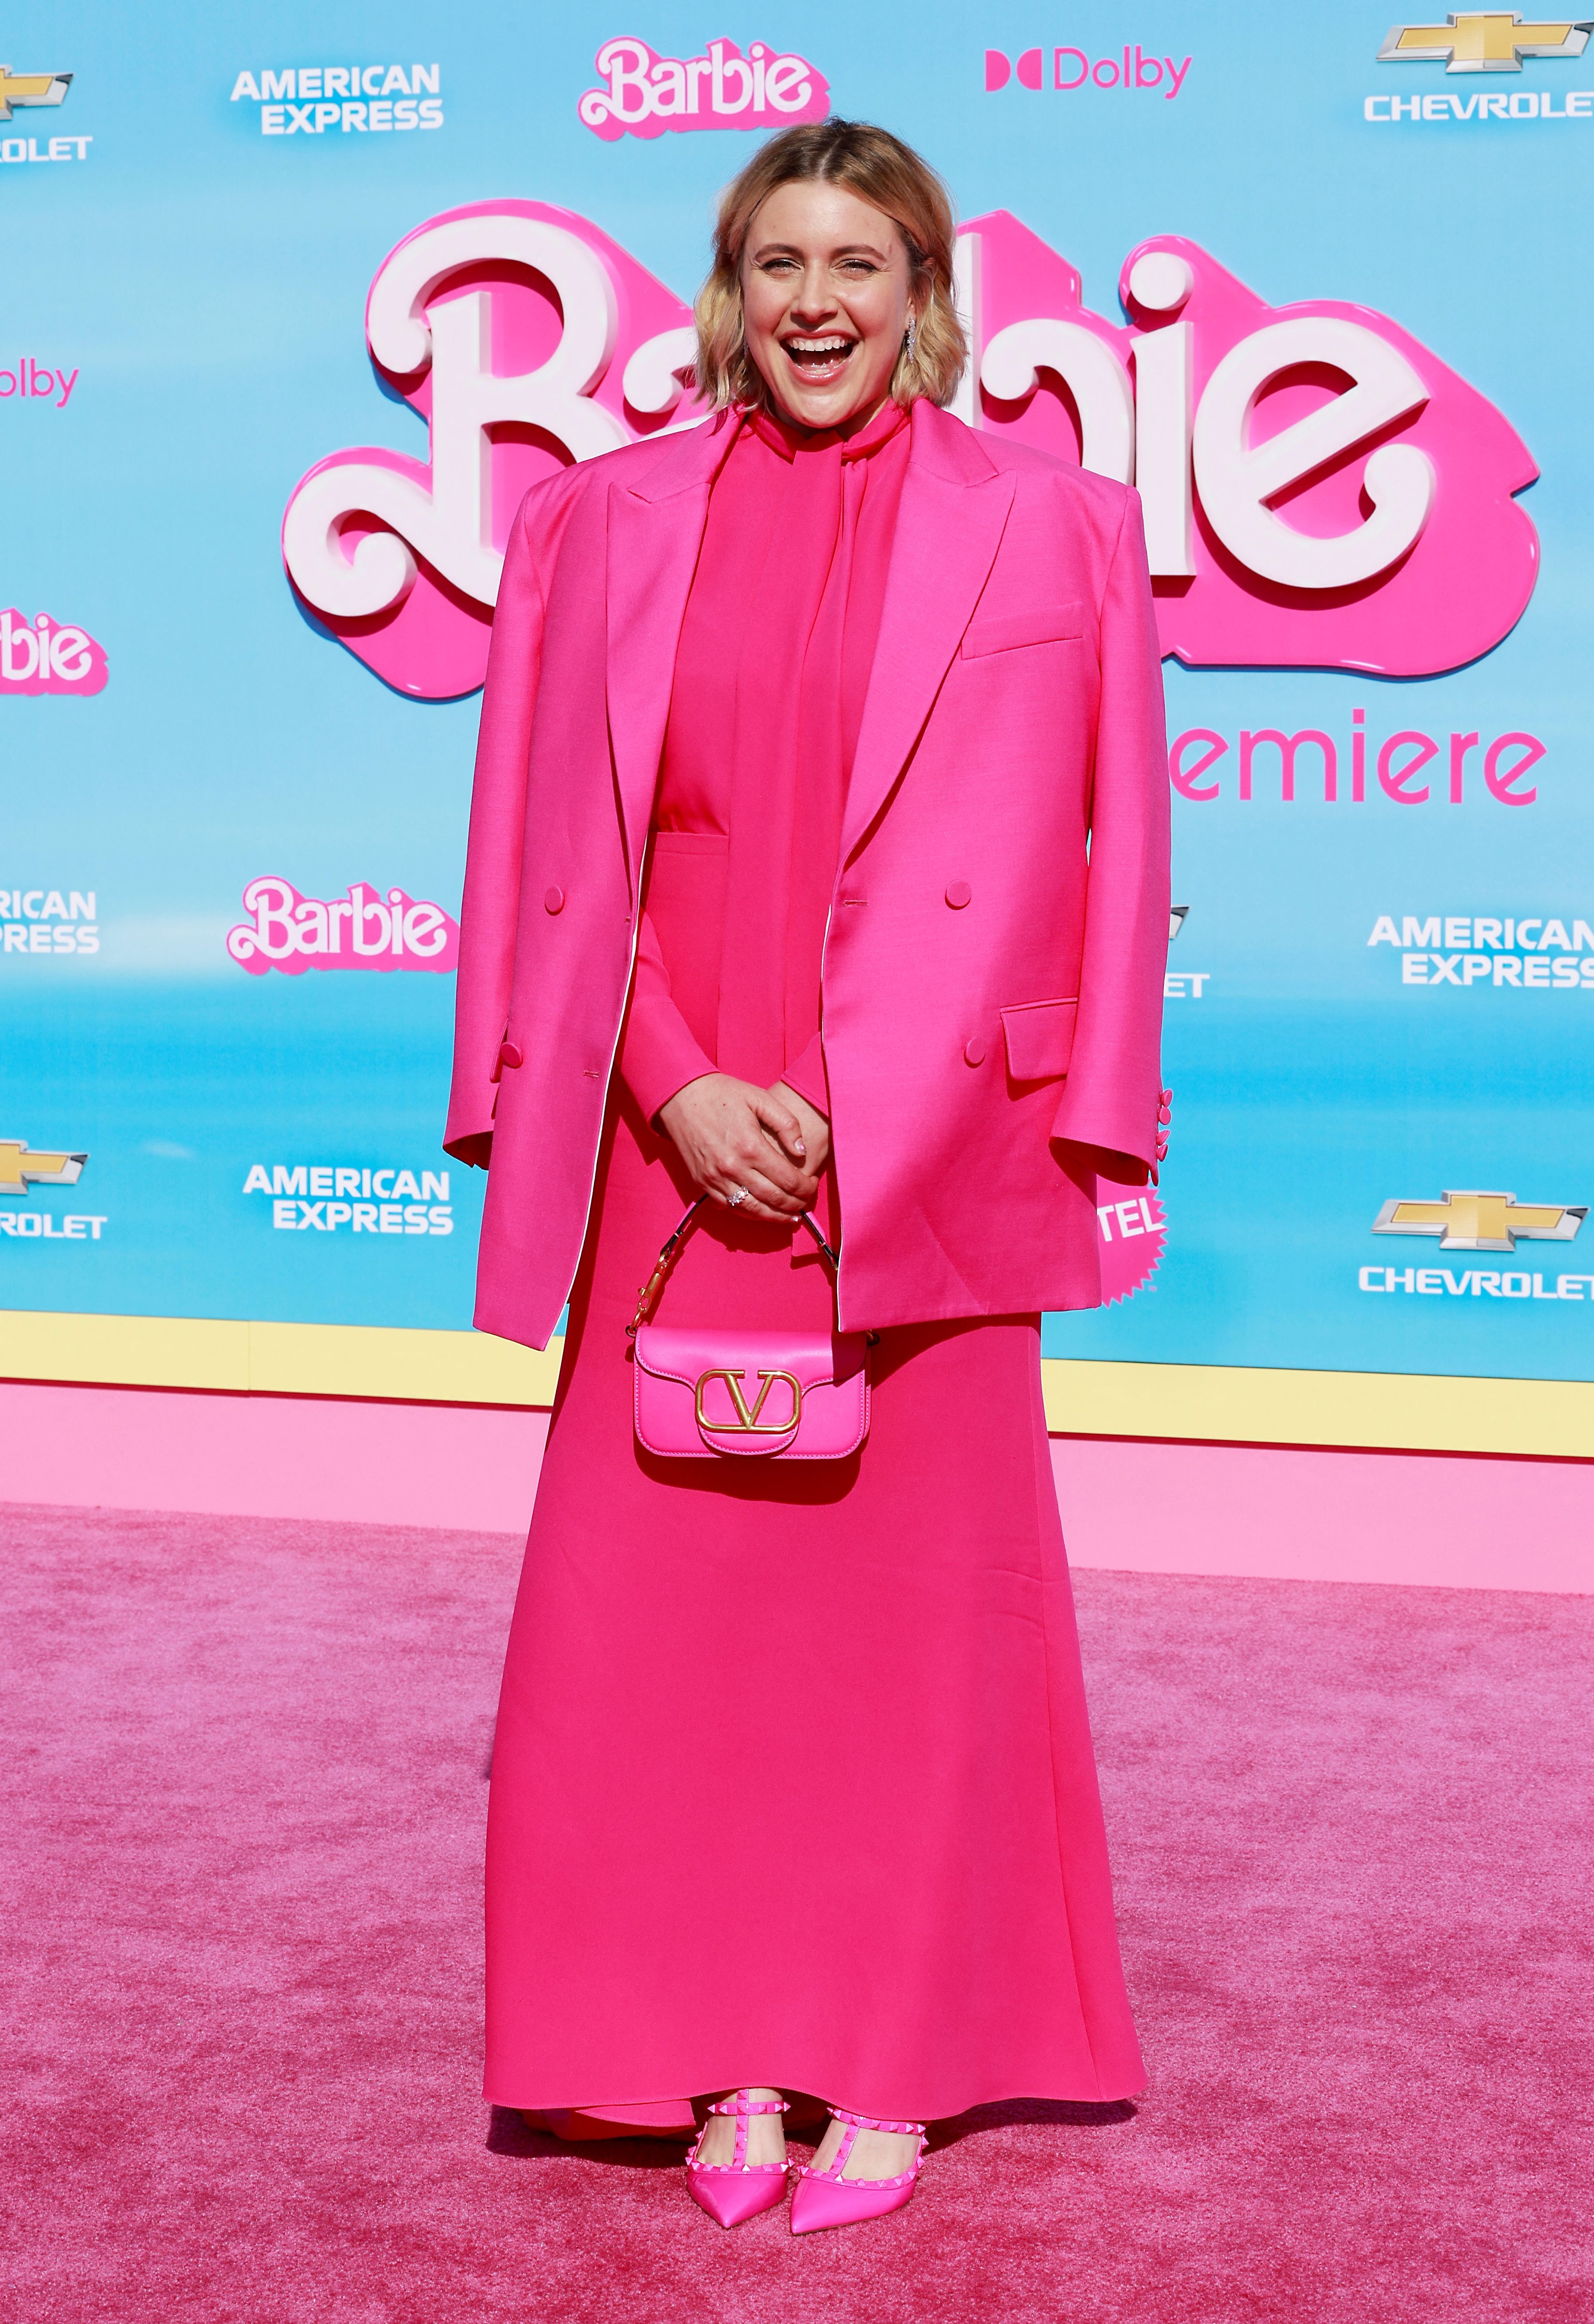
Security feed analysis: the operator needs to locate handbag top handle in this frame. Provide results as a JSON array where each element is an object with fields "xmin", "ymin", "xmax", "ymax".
[{"xmin": 626, "ymin": 1197, "xmax": 838, "ymax": 1340}]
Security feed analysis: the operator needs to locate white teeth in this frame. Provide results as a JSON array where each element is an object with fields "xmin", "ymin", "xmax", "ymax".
[{"xmin": 787, "ymin": 337, "xmax": 852, "ymax": 355}]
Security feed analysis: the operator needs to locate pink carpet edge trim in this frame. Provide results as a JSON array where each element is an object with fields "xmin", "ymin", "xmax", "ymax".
[{"xmin": 0, "ymin": 1378, "xmax": 1588, "ymax": 1593}]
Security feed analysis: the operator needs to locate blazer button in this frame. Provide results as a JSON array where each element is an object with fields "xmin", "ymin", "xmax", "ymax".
[
  {"xmin": 963, "ymin": 1035, "xmax": 987, "ymax": 1066},
  {"xmin": 499, "ymin": 1040, "xmax": 524, "ymax": 1070},
  {"xmin": 544, "ymin": 885, "xmax": 565, "ymax": 914},
  {"xmin": 945, "ymin": 880, "xmax": 971, "ymax": 909}
]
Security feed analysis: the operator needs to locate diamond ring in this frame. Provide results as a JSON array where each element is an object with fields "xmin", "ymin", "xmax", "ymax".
[{"xmin": 726, "ymin": 1185, "xmax": 748, "ymax": 1208}]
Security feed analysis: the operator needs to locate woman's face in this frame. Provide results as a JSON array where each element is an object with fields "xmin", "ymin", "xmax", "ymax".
[{"xmin": 740, "ymin": 178, "xmax": 916, "ymax": 432}]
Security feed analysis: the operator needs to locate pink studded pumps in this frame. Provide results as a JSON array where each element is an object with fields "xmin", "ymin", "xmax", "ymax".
[
  {"xmin": 788, "ymin": 2107, "xmax": 928, "ymax": 2234},
  {"xmin": 684, "ymin": 2090, "xmax": 791, "ymax": 2228}
]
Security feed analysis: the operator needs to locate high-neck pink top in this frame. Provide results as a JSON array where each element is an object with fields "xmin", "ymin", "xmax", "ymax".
[{"xmin": 620, "ymin": 399, "xmax": 912, "ymax": 1120}]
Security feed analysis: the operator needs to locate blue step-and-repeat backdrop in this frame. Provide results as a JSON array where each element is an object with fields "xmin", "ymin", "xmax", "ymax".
[{"xmin": 5, "ymin": 2, "xmax": 1590, "ymax": 1388}]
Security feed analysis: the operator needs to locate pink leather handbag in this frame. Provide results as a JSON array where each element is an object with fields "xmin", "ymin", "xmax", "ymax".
[{"xmin": 627, "ymin": 1199, "xmax": 871, "ymax": 1462}]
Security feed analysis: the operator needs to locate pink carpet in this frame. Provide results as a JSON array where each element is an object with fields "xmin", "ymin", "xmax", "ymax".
[{"xmin": 3, "ymin": 1502, "xmax": 1588, "ymax": 2322}]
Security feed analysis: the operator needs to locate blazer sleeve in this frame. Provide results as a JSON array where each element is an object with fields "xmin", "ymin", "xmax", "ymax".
[
  {"xmin": 780, "ymin": 1031, "xmax": 830, "ymax": 1118},
  {"xmin": 1049, "ymin": 488, "xmax": 1171, "ymax": 1186},
  {"xmin": 618, "ymin": 910, "xmax": 717, "ymax": 1125},
  {"xmin": 443, "ymin": 501, "xmax": 544, "ymax": 1169}
]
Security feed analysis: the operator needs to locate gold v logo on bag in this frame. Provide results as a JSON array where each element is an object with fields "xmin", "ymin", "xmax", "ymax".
[{"xmin": 694, "ymin": 1366, "xmax": 803, "ymax": 1434}]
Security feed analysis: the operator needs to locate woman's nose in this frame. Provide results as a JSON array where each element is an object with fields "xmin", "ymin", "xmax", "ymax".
[{"xmin": 788, "ymin": 263, "xmax": 837, "ymax": 320}]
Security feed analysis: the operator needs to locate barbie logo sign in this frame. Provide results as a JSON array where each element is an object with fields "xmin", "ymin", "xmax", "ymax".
[
  {"xmin": 283, "ymin": 200, "xmax": 1539, "ymax": 697},
  {"xmin": 0, "ymin": 608, "xmax": 106, "ymax": 695},
  {"xmin": 226, "ymin": 877, "xmax": 458, "ymax": 974},
  {"xmin": 577, "ymin": 38, "xmax": 828, "ymax": 140}
]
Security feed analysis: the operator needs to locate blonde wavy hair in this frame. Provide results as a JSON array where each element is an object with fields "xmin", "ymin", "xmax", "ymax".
[{"xmin": 693, "ymin": 120, "xmax": 966, "ymax": 413}]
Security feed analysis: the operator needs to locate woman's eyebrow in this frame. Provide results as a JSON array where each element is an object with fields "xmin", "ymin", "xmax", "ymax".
[{"xmin": 750, "ymin": 240, "xmax": 893, "ymax": 263}]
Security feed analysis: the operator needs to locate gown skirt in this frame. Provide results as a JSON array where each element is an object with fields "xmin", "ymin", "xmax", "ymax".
[{"xmin": 482, "ymin": 843, "xmax": 1147, "ymax": 2124}]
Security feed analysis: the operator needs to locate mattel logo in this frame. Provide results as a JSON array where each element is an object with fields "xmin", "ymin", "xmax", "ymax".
[
  {"xmin": 578, "ymin": 37, "xmax": 827, "ymax": 139},
  {"xmin": 985, "ymin": 44, "xmax": 1191, "ymax": 97},
  {"xmin": 1095, "ymin": 1175, "xmax": 1166, "ymax": 1306},
  {"xmin": 225, "ymin": 877, "xmax": 458, "ymax": 974},
  {"xmin": 1, "ymin": 358, "xmax": 77, "ymax": 408},
  {"xmin": 0, "ymin": 610, "xmax": 106, "ymax": 695}
]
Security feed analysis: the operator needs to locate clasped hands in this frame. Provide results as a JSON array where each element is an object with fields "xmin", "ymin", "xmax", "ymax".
[{"xmin": 656, "ymin": 1074, "xmax": 830, "ymax": 1223}]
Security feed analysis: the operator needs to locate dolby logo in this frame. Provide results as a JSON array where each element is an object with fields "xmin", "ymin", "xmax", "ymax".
[
  {"xmin": 0, "ymin": 357, "xmax": 78, "ymax": 408},
  {"xmin": 984, "ymin": 43, "xmax": 1192, "ymax": 96}
]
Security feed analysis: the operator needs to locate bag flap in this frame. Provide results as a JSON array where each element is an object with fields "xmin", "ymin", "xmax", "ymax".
[
  {"xmin": 635, "ymin": 1326, "xmax": 859, "ymax": 1394},
  {"xmin": 1001, "ymin": 997, "xmax": 1078, "ymax": 1083}
]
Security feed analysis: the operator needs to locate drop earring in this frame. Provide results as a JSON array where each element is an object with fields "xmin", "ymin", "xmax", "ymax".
[{"xmin": 903, "ymin": 312, "xmax": 918, "ymax": 363}]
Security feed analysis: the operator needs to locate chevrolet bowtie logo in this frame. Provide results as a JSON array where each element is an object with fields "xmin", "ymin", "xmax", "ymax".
[
  {"xmin": 0, "ymin": 67, "xmax": 73, "ymax": 122},
  {"xmin": 1372, "ymin": 1188, "xmax": 1587, "ymax": 1252},
  {"xmin": 1379, "ymin": 12, "xmax": 1593, "ymax": 71},
  {"xmin": 0, "ymin": 1139, "xmax": 87, "ymax": 1196}
]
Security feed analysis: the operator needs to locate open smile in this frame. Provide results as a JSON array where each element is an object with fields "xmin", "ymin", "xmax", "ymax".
[{"xmin": 780, "ymin": 334, "xmax": 857, "ymax": 385}]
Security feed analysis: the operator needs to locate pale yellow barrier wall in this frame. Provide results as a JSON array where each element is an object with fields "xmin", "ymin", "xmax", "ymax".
[{"xmin": 2, "ymin": 1310, "xmax": 1588, "ymax": 1459}]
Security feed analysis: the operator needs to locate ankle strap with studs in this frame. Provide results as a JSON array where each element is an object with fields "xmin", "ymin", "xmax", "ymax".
[{"xmin": 689, "ymin": 2090, "xmax": 792, "ymax": 2178}]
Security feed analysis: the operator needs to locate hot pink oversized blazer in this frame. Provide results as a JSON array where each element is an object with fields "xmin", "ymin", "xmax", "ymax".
[{"xmin": 445, "ymin": 399, "xmax": 1169, "ymax": 1350}]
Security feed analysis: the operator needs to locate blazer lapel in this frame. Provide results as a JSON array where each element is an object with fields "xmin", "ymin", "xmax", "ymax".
[
  {"xmin": 841, "ymin": 405, "xmax": 1015, "ymax": 863},
  {"xmin": 605, "ymin": 416, "xmax": 735, "ymax": 898}
]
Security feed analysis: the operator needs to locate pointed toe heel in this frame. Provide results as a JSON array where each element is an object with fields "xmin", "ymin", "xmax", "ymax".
[
  {"xmin": 685, "ymin": 2092, "xmax": 791, "ymax": 2228},
  {"xmin": 789, "ymin": 2108, "xmax": 927, "ymax": 2234}
]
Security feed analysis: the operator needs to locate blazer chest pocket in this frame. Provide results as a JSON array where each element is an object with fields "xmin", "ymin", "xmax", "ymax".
[
  {"xmin": 1001, "ymin": 998, "xmax": 1077, "ymax": 1084},
  {"xmin": 961, "ymin": 600, "xmax": 1085, "ymax": 659}
]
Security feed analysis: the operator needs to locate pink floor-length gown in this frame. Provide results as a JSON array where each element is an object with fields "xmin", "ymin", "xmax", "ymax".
[{"xmin": 484, "ymin": 403, "xmax": 1145, "ymax": 2125}]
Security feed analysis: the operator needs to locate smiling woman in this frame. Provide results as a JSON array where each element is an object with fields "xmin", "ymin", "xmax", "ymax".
[{"xmin": 448, "ymin": 117, "xmax": 1169, "ymax": 2242}]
